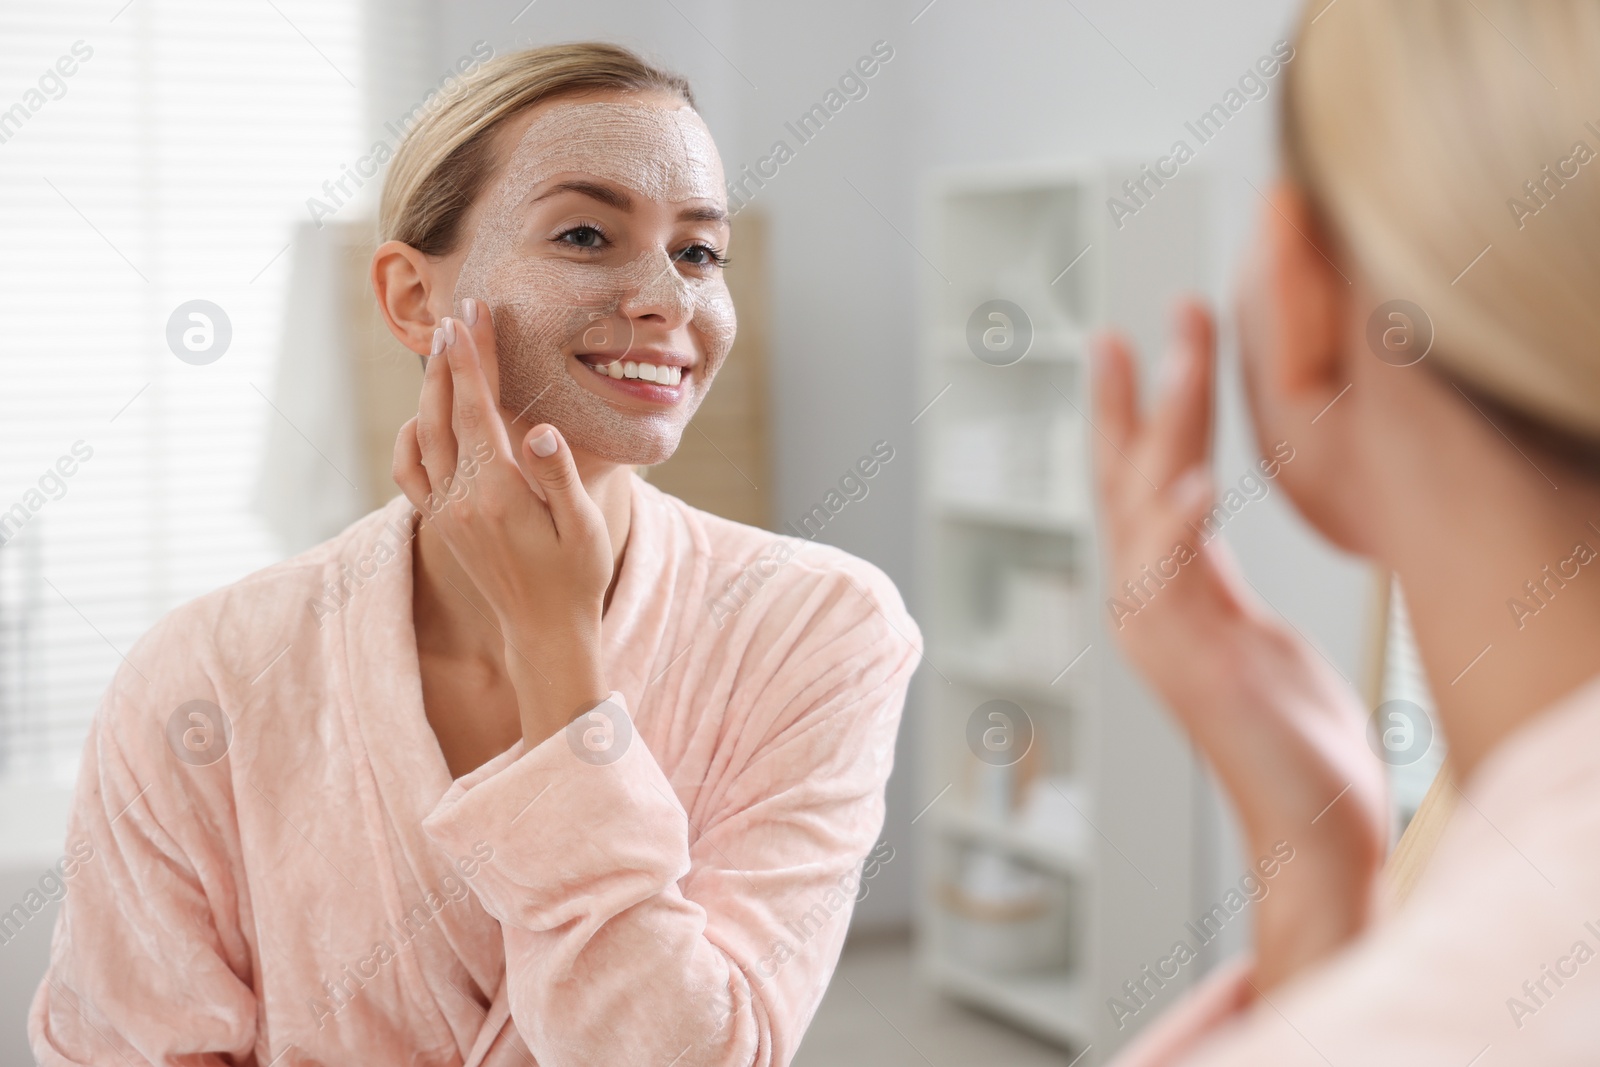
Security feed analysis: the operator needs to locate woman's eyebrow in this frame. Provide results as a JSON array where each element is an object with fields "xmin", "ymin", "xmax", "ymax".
[
  {"xmin": 531, "ymin": 179, "xmax": 634, "ymax": 211},
  {"xmin": 678, "ymin": 204, "xmax": 728, "ymax": 223},
  {"xmin": 529, "ymin": 181, "xmax": 727, "ymax": 224}
]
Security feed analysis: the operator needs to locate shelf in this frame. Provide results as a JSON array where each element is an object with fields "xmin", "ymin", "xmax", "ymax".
[
  {"xmin": 940, "ymin": 649, "xmax": 1083, "ymax": 707},
  {"xmin": 916, "ymin": 162, "xmax": 1209, "ymax": 1056},
  {"xmin": 932, "ymin": 329, "xmax": 1086, "ymax": 365},
  {"xmin": 923, "ymin": 955, "xmax": 1091, "ymax": 1051},
  {"xmin": 930, "ymin": 494, "xmax": 1088, "ymax": 534},
  {"xmin": 932, "ymin": 805, "xmax": 1090, "ymax": 878}
]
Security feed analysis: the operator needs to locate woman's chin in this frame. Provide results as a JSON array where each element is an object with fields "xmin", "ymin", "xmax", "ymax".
[{"xmin": 569, "ymin": 423, "xmax": 683, "ymax": 468}]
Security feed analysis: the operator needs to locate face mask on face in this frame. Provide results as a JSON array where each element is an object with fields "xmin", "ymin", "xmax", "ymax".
[{"xmin": 452, "ymin": 101, "xmax": 736, "ymax": 465}]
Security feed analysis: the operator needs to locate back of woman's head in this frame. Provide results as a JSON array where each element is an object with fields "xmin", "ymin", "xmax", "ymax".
[
  {"xmin": 1283, "ymin": 0, "xmax": 1600, "ymax": 454},
  {"xmin": 378, "ymin": 42, "xmax": 695, "ymax": 258}
]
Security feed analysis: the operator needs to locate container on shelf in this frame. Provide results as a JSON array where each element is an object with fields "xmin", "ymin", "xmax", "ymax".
[
  {"xmin": 935, "ymin": 410, "xmax": 1086, "ymax": 519},
  {"xmin": 998, "ymin": 565, "xmax": 1082, "ymax": 686},
  {"xmin": 959, "ymin": 693, "xmax": 1048, "ymax": 816},
  {"xmin": 1016, "ymin": 773, "xmax": 1088, "ymax": 844},
  {"xmin": 938, "ymin": 844, "xmax": 1076, "ymax": 974},
  {"xmin": 957, "ymin": 564, "xmax": 1084, "ymax": 690}
]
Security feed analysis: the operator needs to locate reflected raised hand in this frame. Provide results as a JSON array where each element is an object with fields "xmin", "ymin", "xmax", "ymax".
[{"xmin": 1091, "ymin": 298, "xmax": 1387, "ymax": 992}]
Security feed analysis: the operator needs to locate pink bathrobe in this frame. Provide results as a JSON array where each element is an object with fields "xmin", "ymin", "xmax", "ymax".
[
  {"xmin": 30, "ymin": 478, "xmax": 921, "ymax": 1066},
  {"xmin": 1115, "ymin": 670, "xmax": 1600, "ymax": 1066}
]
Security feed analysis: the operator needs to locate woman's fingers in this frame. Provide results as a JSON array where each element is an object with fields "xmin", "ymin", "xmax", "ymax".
[
  {"xmin": 445, "ymin": 300, "xmax": 516, "ymax": 483},
  {"xmin": 1090, "ymin": 301, "xmax": 1253, "ymax": 630},
  {"xmin": 416, "ymin": 321, "xmax": 460, "ymax": 495},
  {"xmin": 1146, "ymin": 299, "xmax": 1216, "ymax": 490},
  {"xmin": 1166, "ymin": 465, "xmax": 1215, "ymax": 530},
  {"xmin": 459, "ymin": 297, "xmax": 501, "ymax": 407},
  {"xmin": 521, "ymin": 424, "xmax": 597, "ymax": 538},
  {"xmin": 1091, "ymin": 331, "xmax": 1141, "ymax": 457},
  {"xmin": 1156, "ymin": 466, "xmax": 1241, "ymax": 616},
  {"xmin": 391, "ymin": 416, "xmax": 433, "ymax": 512},
  {"xmin": 1089, "ymin": 331, "xmax": 1144, "ymax": 515}
]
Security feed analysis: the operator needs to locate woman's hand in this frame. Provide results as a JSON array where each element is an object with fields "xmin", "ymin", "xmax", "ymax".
[
  {"xmin": 1091, "ymin": 298, "xmax": 1388, "ymax": 992},
  {"xmin": 393, "ymin": 300, "xmax": 612, "ymax": 743}
]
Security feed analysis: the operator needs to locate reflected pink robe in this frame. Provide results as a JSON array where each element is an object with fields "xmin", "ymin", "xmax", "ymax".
[
  {"xmin": 1115, "ymin": 671, "xmax": 1600, "ymax": 1066},
  {"xmin": 30, "ymin": 478, "xmax": 921, "ymax": 1066}
]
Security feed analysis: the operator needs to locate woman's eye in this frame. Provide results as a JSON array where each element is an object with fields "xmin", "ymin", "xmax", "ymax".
[
  {"xmin": 556, "ymin": 225, "xmax": 606, "ymax": 250},
  {"xmin": 676, "ymin": 243, "xmax": 728, "ymax": 268}
]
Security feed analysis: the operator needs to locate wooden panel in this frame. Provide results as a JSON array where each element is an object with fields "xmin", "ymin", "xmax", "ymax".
[
  {"xmin": 338, "ymin": 223, "xmax": 424, "ymax": 513},
  {"xmin": 1385, "ymin": 763, "xmax": 1456, "ymax": 909}
]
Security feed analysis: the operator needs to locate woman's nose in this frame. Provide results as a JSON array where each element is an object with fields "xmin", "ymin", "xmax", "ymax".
[{"xmin": 619, "ymin": 247, "xmax": 696, "ymax": 326}]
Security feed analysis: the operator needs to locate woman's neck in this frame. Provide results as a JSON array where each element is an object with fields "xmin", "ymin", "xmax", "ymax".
[
  {"xmin": 1380, "ymin": 407, "xmax": 1600, "ymax": 783},
  {"xmin": 411, "ymin": 454, "xmax": 635, "ymax": 664}
]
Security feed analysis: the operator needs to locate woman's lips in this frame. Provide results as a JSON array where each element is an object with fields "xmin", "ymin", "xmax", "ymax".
[{"xmin": 575, "ymin": 355, "xmax": 689, "ymax": 403}]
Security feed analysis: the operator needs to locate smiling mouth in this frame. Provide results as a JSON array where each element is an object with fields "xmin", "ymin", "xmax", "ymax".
[{"xmin": 577, "ymin": 355, "xmax": 686, "ymax": 387}]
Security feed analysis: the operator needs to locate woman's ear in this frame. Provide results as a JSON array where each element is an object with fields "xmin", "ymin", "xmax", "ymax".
[
  {"xmin": 372, "ymin": 240, "xmax": 443, "ymax": 357},
  {"xmin": 1234, "ymin": 179, "xmax": 1370, "ymax": 551},
  {"xmin": 1257, "ymin": 180, "xmax": 1349, "ymax": 404},
  {"xmin": 1235, "ymin": 179, "xmax": 1350, "ymax": 422}
]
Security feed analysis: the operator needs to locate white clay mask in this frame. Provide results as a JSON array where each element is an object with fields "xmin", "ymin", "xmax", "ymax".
[{"xmin": 452, "ymin": 100, "xmax": 736, "ymax": 465}]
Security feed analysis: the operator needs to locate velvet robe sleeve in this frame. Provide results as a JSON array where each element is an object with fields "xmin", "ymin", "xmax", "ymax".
[
  {"xmin": 29, "ymin": 651, "xmax": 258, "ymax": 1066},
  {"xmin": 422, "ymin": 570, "xmax": 921, "ymax": 1067}
]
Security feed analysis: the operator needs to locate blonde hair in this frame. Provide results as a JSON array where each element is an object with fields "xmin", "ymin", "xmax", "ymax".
[
  {"xmin": 379, "ymin": 42, "xmax": 695, "ymax": 257},
  {"xmin": 1282, "ymin": 0, "xmax": 1600, "ymax": 448}
]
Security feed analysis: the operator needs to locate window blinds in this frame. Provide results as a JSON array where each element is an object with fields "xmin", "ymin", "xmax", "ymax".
[
  {"xmin": 1381, "ymin": 578, "xmax": 1446, "ymax": 828},
  {"xmin": 0, "ymin": 0, "xmax": 362, "ymax": 782}
]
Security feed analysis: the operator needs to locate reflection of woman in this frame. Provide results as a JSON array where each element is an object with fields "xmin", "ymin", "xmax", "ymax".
[
  {"xmin": 33, "ymin": 44, "xmax": 920, "ymax": 1065},
  {"xmin": 1099, "ymin": 2, "xmax": 1600, "ymax": 1064}
]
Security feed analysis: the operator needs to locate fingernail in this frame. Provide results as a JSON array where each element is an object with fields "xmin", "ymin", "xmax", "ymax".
[
  {"xmin": 530, "ymin": 428, "xmax": 557, "ymax": 458},
  {"xmin": 430, "ymin": 328, "xmax": 445, "ymax": 358},
  {"xmin": 442, "ymin": 317, "xmax": 456, "ymax": 346},
  {"xmin": 462, "ymin": 298, "xmax": 478, "ymax": 327}
]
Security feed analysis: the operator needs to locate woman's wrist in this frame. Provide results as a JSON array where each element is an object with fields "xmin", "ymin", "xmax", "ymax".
[
  {"xmin": 502, "ymin": 621, "xmax": 608, "ymax": 746},
  {"xmin": 1250, "ymin": 832, "xmax": 1383, "ymax": 990},
  {"xmin": 1236, "ymin": 744, "xmax": 1386, "ymax": 990},
  {"xmin": 1185, "ymin": 622, "xmax": 1387, "ymax": 990}
]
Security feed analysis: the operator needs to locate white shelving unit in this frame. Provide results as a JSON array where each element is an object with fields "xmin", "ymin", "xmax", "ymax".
[{"xmin": 913, "ymin": 162, "xmax": 1208, "ymax": 1058}]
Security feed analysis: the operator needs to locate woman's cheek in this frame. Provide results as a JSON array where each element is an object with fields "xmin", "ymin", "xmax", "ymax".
[
  {"xmin": 692, "ymin": 282, "xmax": 737, "ymax": 385},
  {"xmin": 486, "ymin": 301, "xmax": 579, "ymax": 414},
  {"xmin": 486, "ymin": 262, "xmax": 613, "ymax": 387}
]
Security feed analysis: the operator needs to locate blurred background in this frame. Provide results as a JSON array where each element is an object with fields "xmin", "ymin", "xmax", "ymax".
[{"xmin": 0, "ymin": 1, "xmax": 1441, "ymax": 1063}]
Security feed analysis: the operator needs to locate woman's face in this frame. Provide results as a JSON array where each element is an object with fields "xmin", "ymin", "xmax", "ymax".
[{"xmin": 446, "ymin": 91, "xmax": 735, "ymax": 467}]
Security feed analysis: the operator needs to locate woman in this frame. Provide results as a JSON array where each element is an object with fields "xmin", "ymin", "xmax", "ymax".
[
  {"xmin": 31, "ymin": 44, "xmax": 920, "ymax": 1066},
  {"xmin": 1099, "ymin": 1, "xmax": 1600, "ymax": 1063}
]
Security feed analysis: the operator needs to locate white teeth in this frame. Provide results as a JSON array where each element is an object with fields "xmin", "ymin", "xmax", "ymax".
[{"xmin": 585, "ymin": 359, "xmax": 682, "ymax": 385}]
